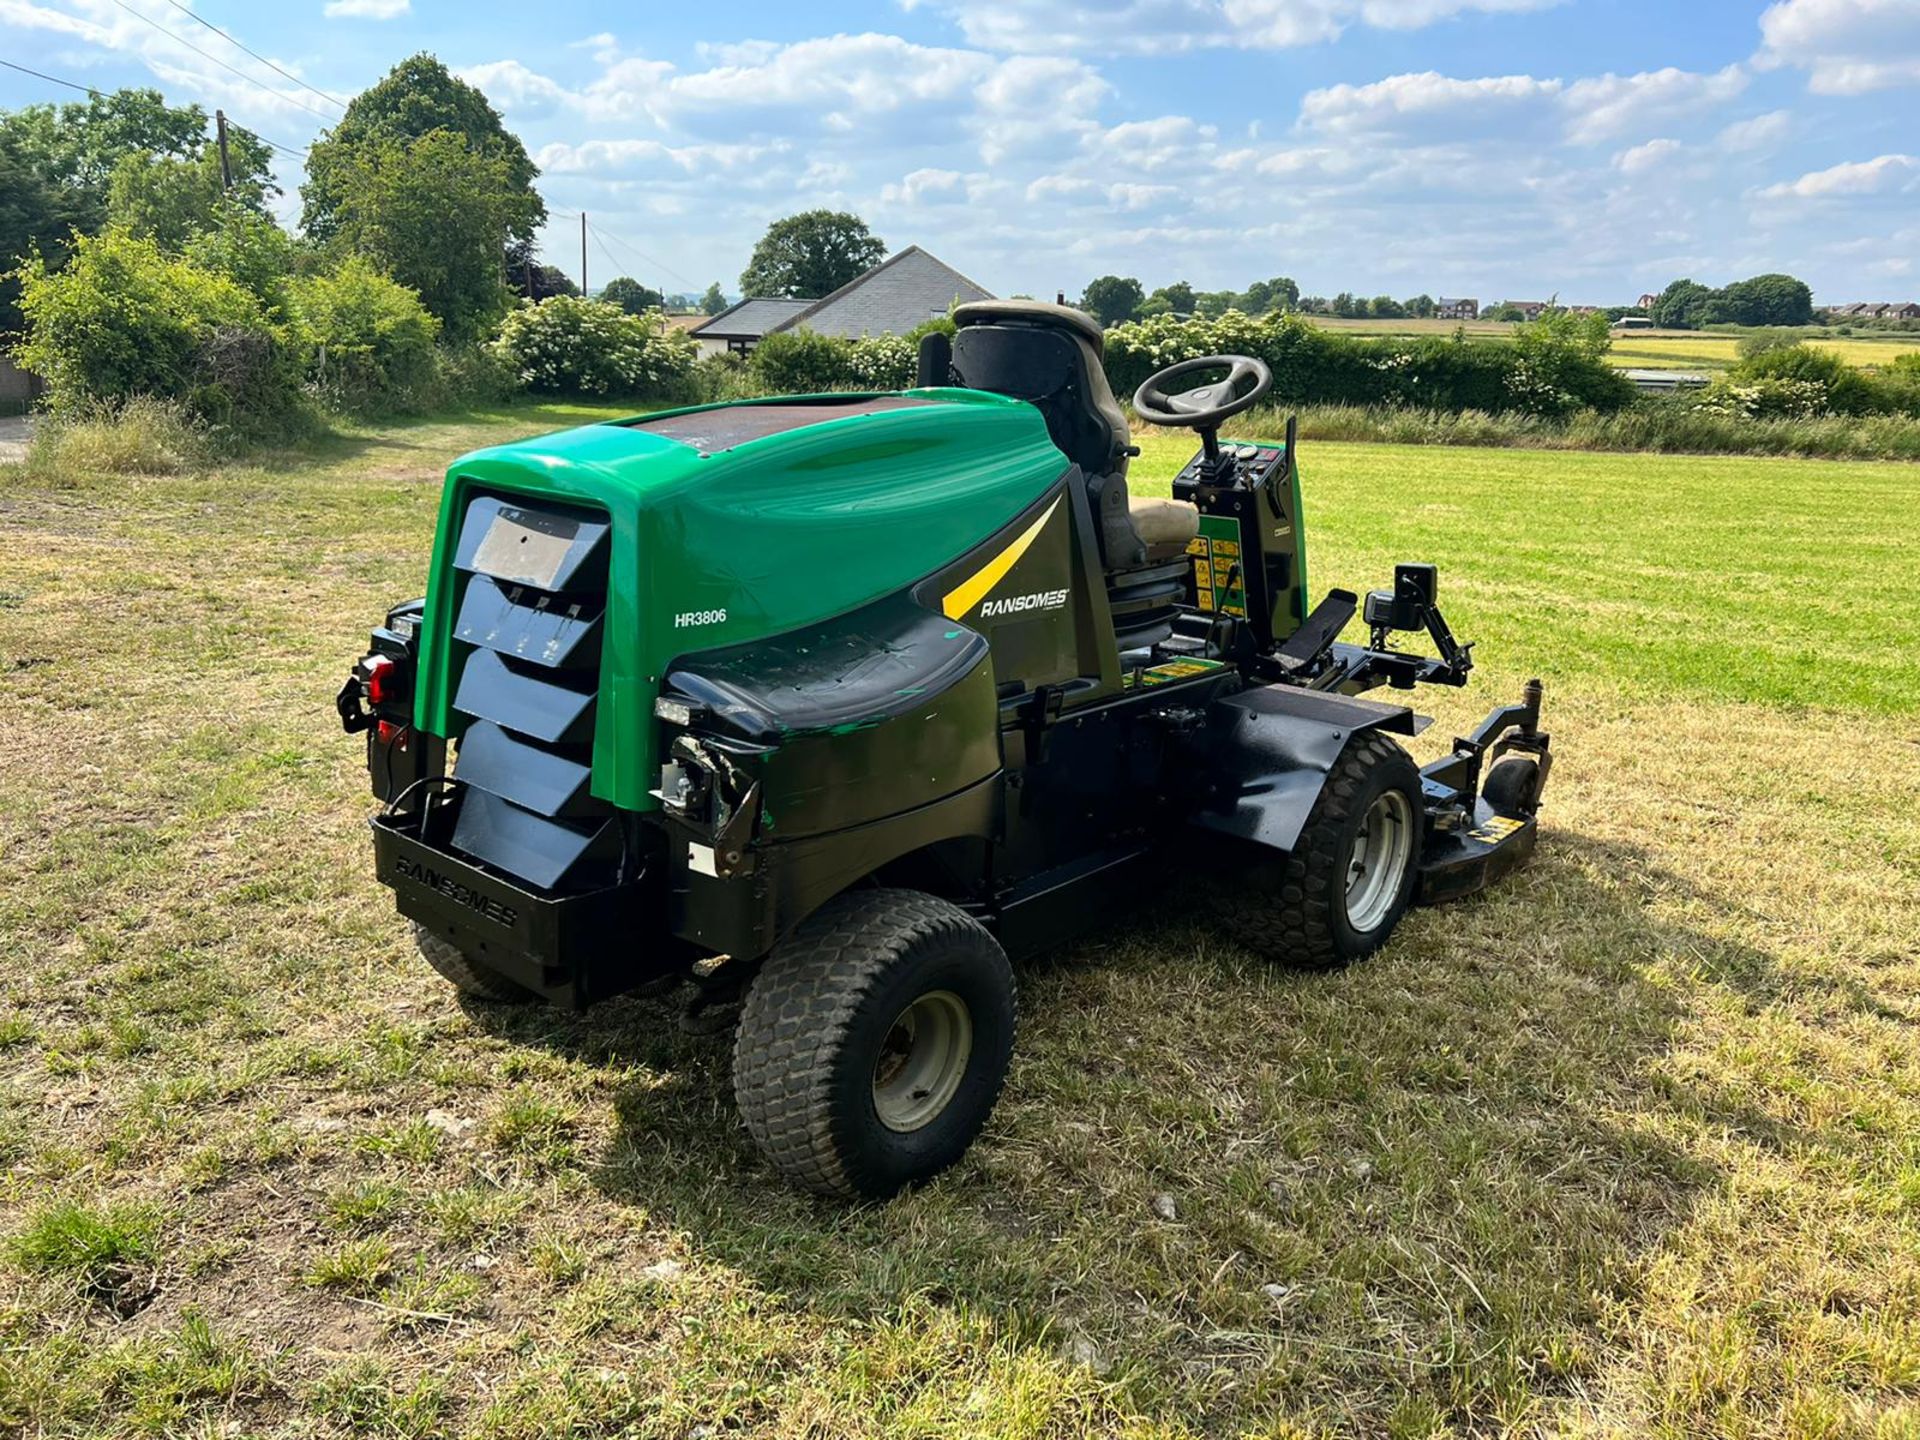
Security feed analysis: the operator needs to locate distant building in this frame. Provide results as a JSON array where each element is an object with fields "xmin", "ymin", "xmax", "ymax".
[
  {"xmin": 1435, "ymin": 297, "xmax": 1478, "ymax": 320},
  {"xmin": 1507, "ymin": 301, "xmax": 1550, "ymax": 321},
  {"xmin": 1889, "ymin": 302, "xmax": 1920, "ymax": 320},
  {"xmin": 1637, "ymin": 293, "xmax": 1660, "ymax": 310},
  {"xmin": 1612, "ymin": 315, "xmax": 1656, "ymax": 330},
  {"xmin": 690, "ymin": 246, "xmax": 992, "ymax": 357}
]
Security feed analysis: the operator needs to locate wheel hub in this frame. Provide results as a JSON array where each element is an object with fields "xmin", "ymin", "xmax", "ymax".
[
  {"xmin": 1344, "ymin": 789, "xmax": 1413, "ymax": 933},
  {"xmin": 872, "ymin": 989, "xmax": 973, "ymax": 1132}
]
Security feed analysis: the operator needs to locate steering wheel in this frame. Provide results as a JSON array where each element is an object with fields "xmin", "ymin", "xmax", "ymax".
[{"xmin": 1131, "ymin": 355, "xmax": 1272, "ymax": 429}]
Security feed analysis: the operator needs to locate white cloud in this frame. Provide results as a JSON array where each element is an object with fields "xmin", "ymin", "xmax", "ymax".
[
  {"xmin": 879, "ymin": 167, "xmax": 969, "ymax": 203},
  {"xmin": 1757, "ymin": 0, "xmax": 1920, "ymax": 94},
  {"xmin": 1718, "ymin": 110, "xmax": 1793, "ymax": 151},
  {"xmin": 928, "ymin": 0, "xmax": 1561, "ymax": 55},
  {"xmin": 1756, "ymin": 152, "xmax": 1920, "ymax": 200},
  {"xmin": 1299, "ymin": 72, "xmax": 1562, "ymax": 139},
  {"xmin": 1561, "ymin": 65, "xmax": 1747, "ymax": 144},
  {"xmin": 1614, "ymin": 137, "xmax": 1682, "ymax": 174},
  {"xmin": 323, "ymin": 0, "xmax": 409, "ymax": 17},
  {"xmin": 534, "ymin": 138, "xmax": 779, "ymax": 175}
]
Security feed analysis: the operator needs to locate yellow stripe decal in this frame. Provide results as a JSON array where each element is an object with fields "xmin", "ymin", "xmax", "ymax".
[{"xmin": 941, "ymin": 498, "xmax": 1060, "ymax": 620}]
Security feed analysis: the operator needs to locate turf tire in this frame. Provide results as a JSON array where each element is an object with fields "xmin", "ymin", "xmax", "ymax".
[
  {"xmin": 1220, "ymin": 731, "xmax": 1422, "ymax": 970},
  {"xmin": 1482, "ymin": 757, "xmax": 1543, "ymax": 819},
  {"xmin": 412, "ymin": 923, "xmax": 537, "ymax": 1004},
  {"xmin": 732, "ymin": 888, "xmax": 1016, "ymax": 1200}
]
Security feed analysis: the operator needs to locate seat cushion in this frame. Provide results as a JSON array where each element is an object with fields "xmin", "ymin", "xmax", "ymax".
[{"xmin": 1127, "ymin": 494, "xmax": 1200, "ymax": 549}]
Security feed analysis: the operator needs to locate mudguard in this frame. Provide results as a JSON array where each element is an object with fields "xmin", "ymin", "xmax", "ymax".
[{"xmin": 1189, "ymin": 686, "xmax": 1425, "ymax": 854}]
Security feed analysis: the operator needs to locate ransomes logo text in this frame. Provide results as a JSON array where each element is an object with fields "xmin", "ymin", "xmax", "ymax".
[
  {"xmin": 980, "ymin": 588, "xmax": 1069, "ymax": 618},
  {"xmin": 394, "ymin": 855, "xmax": 520, "ymax": 928}
]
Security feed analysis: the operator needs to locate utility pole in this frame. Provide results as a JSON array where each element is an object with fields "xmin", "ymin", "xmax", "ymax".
[
  {"xmin": 581, "ymin": 213, "xmax": 588, "ymax": 296},
  {"xmin": 214, "ymin": 109, "xmax": 233, "ymax": 191}
]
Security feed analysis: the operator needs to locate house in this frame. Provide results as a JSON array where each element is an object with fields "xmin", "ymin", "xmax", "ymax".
[
  {"xmin": 1888, "ymin": 302, "xmax": 1920, "ymax": 320},
  {"xmin": 690, "ymin": 246, "xmax": 994, "ymax": 356},
  {"xmin": 1435, "ymin": 297, "xmax": 1478, "ymax": 320},
  {"xmin": 1637, "ymin": 293, "xmax": 1660, "ymax": 310},
  {"xmin": 1507, "ymin": 301, "xmax": 1550, "ymax": 321},
  {"xmin": 690, "ymin": 298, "xmax": 817, "ymax": 357}
]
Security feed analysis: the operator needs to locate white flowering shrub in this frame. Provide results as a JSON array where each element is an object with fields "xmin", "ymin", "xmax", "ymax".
[
  {"xmin": 493, "ymin": 296, "xmax": 696, "ymax": 396},
  {"xmin": 1694, "ymin": 377, "xmax": 1831, "ymax": 420},
  {"xmin": 847, "ymin": 333, "xmax": 917, "ymax": 390}
]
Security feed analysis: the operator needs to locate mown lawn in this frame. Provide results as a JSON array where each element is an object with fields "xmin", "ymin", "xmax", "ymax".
[{"xmin": 2, "ymin": 400, "xmax": 1918, "ymax": 1438}]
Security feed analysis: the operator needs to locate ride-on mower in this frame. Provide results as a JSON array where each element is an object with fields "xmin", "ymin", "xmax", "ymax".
[{"xmin": 339, "ymin": 301, "xmax": 1553, "ymax": 1198}]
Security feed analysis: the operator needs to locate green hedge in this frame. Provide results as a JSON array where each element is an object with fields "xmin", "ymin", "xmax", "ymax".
[{"xmin": 1102, "ymin": 310, "xmax": 1636, "ymax": 417}]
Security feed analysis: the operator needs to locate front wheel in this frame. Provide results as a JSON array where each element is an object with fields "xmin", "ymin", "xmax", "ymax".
[
  {"xmin": 412, "ymin": 923, "xmax": 537, "ymax": 1004},
  {"xmin": 732, "ymin": 889, "xmax": 1016, "ymax": 1199},
  {"xmin": 1220, "ymin": 732, "xmax": 1423, "ymax": 969}
]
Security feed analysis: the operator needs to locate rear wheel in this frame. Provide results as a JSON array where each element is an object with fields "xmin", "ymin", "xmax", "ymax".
[
  {"xmin": 1220, "ymin": 732, "xmax": 1423, "ymax": 969},
  {"xmin": 411, "ymin": 923, "xmax": 537, "ymax": 1004},
  {"xmin": 732, "ymin": 889, "xmax": 1016, "ymax": 1199}
]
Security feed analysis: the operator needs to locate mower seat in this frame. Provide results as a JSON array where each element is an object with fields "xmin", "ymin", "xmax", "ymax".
[
  {"xmin": 951, "ymin": 301, "xmax": 1152, "ymax": 572},
  {"xmin": 1127, "ymin": 494, "xmax": 1199, "ymax": 559}
]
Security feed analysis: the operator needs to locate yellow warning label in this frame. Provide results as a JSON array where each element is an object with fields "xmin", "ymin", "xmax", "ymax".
[{"xmin": 1468, "ymin": 815, "xmax": 1528, "ymax": 844}]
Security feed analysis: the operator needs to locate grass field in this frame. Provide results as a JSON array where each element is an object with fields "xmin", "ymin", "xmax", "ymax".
[
  {"xmin": 3, "ymin": 401, "xmax": 1919, "ymax": 1438},
  {"xmin": 1303, "ymin": 317, "xmax": 1920, "ymax": 373}
]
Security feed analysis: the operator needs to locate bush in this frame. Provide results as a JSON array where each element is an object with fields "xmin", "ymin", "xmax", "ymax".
[
  {"xmin": 492, "ymin": 296, "xmax": 695, "ymax": 396},
  {"xmin": 1101, "ymin": 309, "xmax": 1632, "ymax": 417},
  {"xmin": 25, "ymin": 396, "xmax": 209, "ymax": 475},
  {"xmin": 421, "ymin": 341, "xmax": 522, "ymax": 409},
  {"xmin": 846, "ymin": 333, "xmax": 916, "ymax": 390},
  {"xmin": 748, "ymin": 329, "xmax": 853, "ymax": 394},
  {"xmin": 686, "ymin": 351, "xmax": 757, "ymax": 405},
  {"xmin": 12, "ymin": 227, "xmax": 304, "ymax": 432},
  {"xmin": 1726, "ymin": 343, "xmax": 1883, "ymax": 415},
  {"xmin": 296, "ymin": 257, "xmax": 440, "ymax": 413}
]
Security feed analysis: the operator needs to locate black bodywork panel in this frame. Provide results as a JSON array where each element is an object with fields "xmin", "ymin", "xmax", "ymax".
[{"xmin": 1187, "ymin": 685, "xmax": 1421, "ymax": 854}]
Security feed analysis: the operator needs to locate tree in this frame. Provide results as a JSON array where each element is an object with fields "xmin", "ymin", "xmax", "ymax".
[
  {"xmin": 1651, "ymin": 278, "xmax": 1718, "ymax": 330},
  {"xmin": 739, "ymin": 210, "xmax": 884, "ymax": 299},
  {"xmin": 1240, "ymin": 276, "xmax": 1298, "ymax": 313},
  {"xmin": 1194, "ymin": 290, "xmax": 1237, "ymax": 318},
  {"xmin": 106, "ymin": 151, "xmax": 227, "ymax": 251},
  {"xmin": 700, "ymin": 282, "xmax": 727, "ymax": 315},
  {"xmin": 1331, "ymin": 291, "xmax": 1362, "ymax": 318},
  {"xmin": 1720, "ymin": 273, "xmax": 1814, "ymax": 327},
  {"xmin": 1078, "ymin": 275, "xmax": 1144, "ymax": 326},
  {"xmin": 1407, "ymin": 294, "xmax": 1435, "ymax": 318},
  {"xmin": 599, "ymin": 276, "xmax": 662, "ymax": 313},
  {"xmin": 1368, "ymin": 295, "xmax": 1405, "ymax": 319},
  {"xmin": 1150, "ymin": 280, "xmax": 1196, "ymax": 315},
  {"xmin": 1136, "ymin": 295, "xmax": 1174, "ymax": 319},
  {"xmin": 0, "ymin": 88, "xmax": 274, "ymax": 330},
  {"xmin": 326, "ymin": 128, "xmax": 521, "ymax": 340},
  {"xmin": 302, "ymin": 54, "xmax": 544, "ymax": 248}
]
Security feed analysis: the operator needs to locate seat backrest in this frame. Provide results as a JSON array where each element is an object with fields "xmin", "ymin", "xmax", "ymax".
[
  {"xmin": 950, "ymin": 302, "xmax": 1145, "ymax": 570},
  {"xmin": 950, "ymin": 302, "xmax": 1130, "ymax": 483}
]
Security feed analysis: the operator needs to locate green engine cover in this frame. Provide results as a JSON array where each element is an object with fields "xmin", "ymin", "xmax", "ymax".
[{"xmin": 414, "ymin": 390, "xmax": 1069, "ymax": 812}]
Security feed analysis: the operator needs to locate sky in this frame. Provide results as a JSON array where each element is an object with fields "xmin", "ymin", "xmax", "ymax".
[{"xmin": 3, "ymin": 0, "xmax": 1919, "ymax": 305}]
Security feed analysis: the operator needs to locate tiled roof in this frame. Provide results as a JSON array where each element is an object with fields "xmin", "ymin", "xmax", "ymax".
[
  {"xmin": 770, "ymin": 246, "xmax": 994, "ymax": 339},
  {"xmin": 692, "ymin": 297, "xmax": 816, "ymax": 339}
]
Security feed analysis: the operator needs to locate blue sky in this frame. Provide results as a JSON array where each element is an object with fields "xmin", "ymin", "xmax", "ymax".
[{"xmin": 4, "ymin": 0, "xmax": 1918, "ymax": 304}]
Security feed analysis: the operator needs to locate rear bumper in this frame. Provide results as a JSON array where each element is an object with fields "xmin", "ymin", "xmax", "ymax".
[{"xmin": 370, "ymin": 813, "xmax": 657, "ymax": 1007}]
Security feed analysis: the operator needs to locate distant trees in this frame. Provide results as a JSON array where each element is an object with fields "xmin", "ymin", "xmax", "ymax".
[
  {"xmin": 1652, "ymin": 273, "xmax": 1813, "ymax": 329},
  {"xmin": 740, "ymin": 210, "xmax": 884, "ymax": 298},
  {"xmin": 1079, "ymin": 275, "xmax": 1145, "ymax": 326},
  {"xmin": 700, "ymin": 281, "xmax": 728, "ymax": 315},
  {"xmin": 599, "ymin": 276, "xmax": 663, "ymax": 313}
]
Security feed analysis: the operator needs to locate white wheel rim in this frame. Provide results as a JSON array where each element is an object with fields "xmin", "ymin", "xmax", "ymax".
[
  {"xmin": 1345, "ymin": 789, "xmax": 1414, "ymax": 933},
  {"xmin": 872, "ymin": 990, "xmax": 973, "ymax": 1132}
]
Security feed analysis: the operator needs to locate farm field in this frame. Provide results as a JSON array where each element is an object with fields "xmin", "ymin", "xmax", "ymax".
[
  {"xmin": 1303, "ymin": 315, "xmax": 1920, "ymax": 373},
  {"xmin": 3, "ymin": 401, "xmax": 1919, "ymax": 1438}
]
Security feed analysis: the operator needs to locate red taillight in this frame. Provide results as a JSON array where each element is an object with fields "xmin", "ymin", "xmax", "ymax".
[
  {"xmin": 376, "ymin": 719, "xmax": 407, "ymax": 748},
  {"xmin": 364, "ymin": 654, "xmax": 397, "ymax": 707}
]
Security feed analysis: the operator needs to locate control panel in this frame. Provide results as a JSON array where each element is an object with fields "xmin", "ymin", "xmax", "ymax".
[{"xmin": 1171, "ymin": 442, "xmax": 1286, "ymax": 493}]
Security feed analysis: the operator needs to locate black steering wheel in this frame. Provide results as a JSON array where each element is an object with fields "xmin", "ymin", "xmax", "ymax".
[{"xmin": 1131, "ymin": 354, "xmax": 1273, "ymax": 429}]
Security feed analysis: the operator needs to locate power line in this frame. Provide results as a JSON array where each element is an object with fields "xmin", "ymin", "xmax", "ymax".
[
  {"xmin": 156, "ymin": 0, "xmax": 346, "ymax": 111},
  {"xmin": 587, "ymin": 217, "xmax": 697, "ymax": 292},
  {"xmin": 0, "ymin": 56, "xmax": 309, "ymax": 158},
  {"xmin": 105, "ymin": 0, "xmax": 339, "ymax": 122}
]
